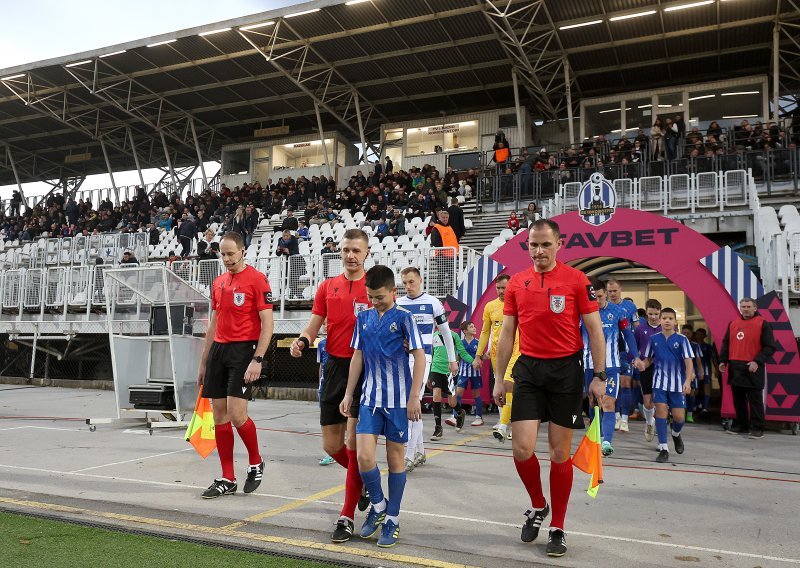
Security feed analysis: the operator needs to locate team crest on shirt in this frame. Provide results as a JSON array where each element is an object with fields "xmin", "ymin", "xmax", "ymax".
[
  {"xmin": 389, "ymin": 322, "xmax": 398, "ymax": 332},
  {"xmin": 607, "ymin": 313, "xmax": 613, "ymax": 321},
  {"xmin": 673, "ymin": 342, "xmax": 680, "ymax": 348},
  {"xmin": 354, "ymin": 302, "xmax": 369, "ymax": 316},
  {"xmin": 233, "ymin": 292, "xmax": 245, "ymax": 306},
  {"xmin": 550, "ymin": 295, "xmax": 566, "ymax": 314}
]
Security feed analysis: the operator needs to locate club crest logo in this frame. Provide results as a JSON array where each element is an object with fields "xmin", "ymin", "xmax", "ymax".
[
  {"xmin": 354, "ymin": 302, "xmax": 369, "ymax": 316},
  {"xmin": 389, "ymin": 322, "xmax": 398, "ymax": 332},
  {"xmin": 550, "ymin": 295, "xmax": 566, "ymax": 314},
  {"xmin": 578, "ymin": 172, "xmax": 617, "ymax": 226},
  {"xmin": 233, "ymin": 292, "xmax": 245, "ymax": 306}
]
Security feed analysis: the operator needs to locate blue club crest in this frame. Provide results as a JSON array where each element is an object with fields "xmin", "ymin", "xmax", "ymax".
[{"xmin": 578, "ymin": 172, "xmax": 617, "ymax": 226}]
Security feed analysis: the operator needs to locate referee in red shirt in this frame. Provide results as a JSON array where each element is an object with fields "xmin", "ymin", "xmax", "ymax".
[
  {"xmin": 290, "ymin": 228, "xmax": 371, "ymax": 543},
  {"xmin": 494, "ymin": 219, "xmax": 605, "ymax": 558},
  {"xmin": 197, "ymin": 232, "xmax": 274, "ymax": 499}
]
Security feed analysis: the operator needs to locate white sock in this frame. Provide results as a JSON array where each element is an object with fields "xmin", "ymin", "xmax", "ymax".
[
  {"xmin": 405, "ymin": 420, "xmax": 416, "ymax": 460},
  {"xmin": 615, "ymin": 412, "xmax": 621, "ymax": 420},
  {"xmin": 621, "ymin": 414, "xmax": 629, "ymax": 423},
  {"xmin": 644, "ymin": 406, "xmax": 655, "ymax": 425},
  {"xmin": 672, "ymin": 430, "xmax": 681, "ymax": 437},
  {"xmin": 373, "ymin": 499, "xmax": 387, "ymax": 513},
  {"xmin": 415, "ymin": 420, "xmax": 425, "ymax": 454},
  {"xmin": 385, "ymin": 514, "xmax": 399, "ymax": 525},
  {"xmin": 658, "ymin": 443, "xmax": 668, "ymax": 451}
]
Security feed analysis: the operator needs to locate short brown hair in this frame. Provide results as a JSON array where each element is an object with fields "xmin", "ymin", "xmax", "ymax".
[
  {"xmin": 495, "ymin": 273, "xmax": 511, "ymax": 283},
  {"xmin": 530, "ymin": 219, "xmax": 560, "ymax": 240},
  {"xmin": 400, "ymin": 266, "xmax": 421, "ymax": 278},
  {"xmin": 460, "ymin": 321, "xmax": 475, "ymax": 331},
  {"xmin": 221, "ymin": 232, "xmax": 245, "ymax": 248},
  {"xmin": 645, "ymin": 298, "xmax": 662, "ymax": 311},
  {"xmin": 342, "ymin": 228, "xmax": 369, "ymax": 246}
]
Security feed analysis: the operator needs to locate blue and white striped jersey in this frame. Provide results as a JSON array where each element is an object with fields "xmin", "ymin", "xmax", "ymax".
[
  {"xmin": 459, "ymin": 337, "xmax": 480, "ymax": 378},
  {"xmin": 581, "ymin": 303, "xmax": 636, "ymax": 371},
  {"xmin": 351, "ymin": 305, "xmax": 423, "ymax": 408},
  {"xmin": 396, "ymin": 293, "xmax": 448, "ymax": 356},
  {"xmin": 644, "ymin": 332, "xmax": 695, "ymax": 392},
  {"xmin": 697, "ymin": 341, "xmax": 716, "ymax": 378},
  {"xmin": 317, "ymin": 337, "xmax": 328, "ymax": 392},
  {"xmin": 690, "ymin": 341, "xmax": 703, "ymax": 377}
]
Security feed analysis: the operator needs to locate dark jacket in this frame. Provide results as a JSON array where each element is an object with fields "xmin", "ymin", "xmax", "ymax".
[{"xmin": 447, "ymin": 204, "xmax": 466, "ymax": 240}]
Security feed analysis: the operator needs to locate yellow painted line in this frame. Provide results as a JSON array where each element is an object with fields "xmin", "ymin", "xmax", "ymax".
[
  {"xmin": 223, "ymin": 430, "xmax": 493, "ymax": 531},
  {"xmin": 0, "ymin": 496, "xmax": 478, "ymax": 568}
]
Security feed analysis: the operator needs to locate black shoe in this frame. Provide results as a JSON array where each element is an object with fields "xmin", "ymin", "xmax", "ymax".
[
  {"xmin": 330, "ymin": 517, "xmax": 354, "ymax": 543},
  {"xmin": 455, "ymin": 409, "xmax": 466, "ymax": 432},
  {"xmin": 243, "ymin": 460, "xmax": 264, "ymax": 494},
  {"xmin": 656, "ymin": 449, "xmax": 669, "ymax": 463},
  {"xmin": 430, "ymin": 425, "xmax": 444, "ymax": 441},
  {"xmin": 520, "ymin": 503, "xmax": 549, "ymax": 543},
  {"xmin": 201, "ymin": 478, "xmax": 237, "ymax": 499},
  {"xmin": 748, "ymin": 429, "xmax": 764, "ymax": 439},
  {"xmin": 546, "ymin": 529, "xmax": 567, "ymax": 557},
  {"xmin": 672, "ymin": 434, "xmax": 684, "ymax": 454},
  {"xmin": 726, "ymin": 426, "xmax": 749, "ymax": 435},
  {"xmin": 358, "ymin": 485, "xmax": 370, "ymax": 512}
]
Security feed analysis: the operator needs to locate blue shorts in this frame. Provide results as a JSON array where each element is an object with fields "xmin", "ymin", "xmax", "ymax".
[
  {"xmin": 653, "ymin": 388, "xmax": 686, "ymax": 409},
  {"xmin": 456, "ymin": 374, "xmax": 482, "ymax": 390},
  {"xmin": 619, "ymin": 359, "xmax": 633, "ymax": 377},
  {"xmin": 690, "ymin": 376, "xmax": 699, "ymax": 390},
  {"xmin": 584, "ymin": 368, "xmax": 620, "ymax": 398},
  {"xmin": 356, "ymin": 405, "xmax": 409, "ymax": 443}
]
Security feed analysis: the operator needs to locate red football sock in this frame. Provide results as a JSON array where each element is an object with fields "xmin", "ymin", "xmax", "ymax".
[
  {"xmin": 514, "ymin": 454, "xmax": 546, "ymax": 509},
  {"xmin": 235, "ymin": 417, "xmax": 261, "ymax": 466},
  {"xmin": 215, "ymin": 421, "xmax": 235, "ymax": 481},
  {"xmin": 340, "ymin": 447, "xmax": 363, "ymax": 520},
  {"xmin": 549, "ymin": 459, "xmax": 574, "ymax": 531},
  {"xmin": 329, "ymin": 445, "xmax": 349, "ymax": 469}
]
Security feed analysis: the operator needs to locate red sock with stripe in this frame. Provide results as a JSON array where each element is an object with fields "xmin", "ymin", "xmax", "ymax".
[
  {"xmin": 215, "ymin": 421, "xmax": 235, "ymax": 481},
  {"xmin": 549, "ymin": 459, "xmax": 574, "ymax": 531},
  {"xmin": 235, "ymin": 417, "xmax": 261, "ymax": 466},
  {"xmin": 514, "ymin": 454, "xmax": 546, "ymax": 509},
  {"xmin": 340, "ymin": 447, "xmax": 362, "ymax": 520}
]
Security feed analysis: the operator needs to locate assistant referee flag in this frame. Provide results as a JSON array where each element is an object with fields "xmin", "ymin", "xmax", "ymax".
[
  {"xmin": 185, "ymin": 392, "xmax": 216, "ymax": 458},
  {"xmin": 572, "ymin": 407, "xmax": 603, "ymax": 498}
]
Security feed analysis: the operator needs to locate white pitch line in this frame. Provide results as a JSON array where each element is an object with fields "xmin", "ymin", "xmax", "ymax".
[
  {"xmin": 69, "ymin": 448, "xmax": 195, "ymax": 473},
  {"xmin": 0, "ymin": 461, "xmax": 797, "ymax": 564}
]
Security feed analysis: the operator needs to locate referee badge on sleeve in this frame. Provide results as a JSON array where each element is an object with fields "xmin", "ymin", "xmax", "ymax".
[
  {"xmin": 233, "ymin": 292, "xmax": 245, "ymax": 306},
  {"xmin": 264, "ymin": 291, "xmax": 273, "ymax": 304},
  {"xmin": 550, "ymin": 295, "xmax": 566, "ymax": 314}
]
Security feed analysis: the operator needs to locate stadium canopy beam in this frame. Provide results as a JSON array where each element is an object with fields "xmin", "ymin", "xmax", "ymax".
[
  {"xmin": 237, "ymin": 19, "xmax": 383, "ymax": 157},
  {"xmin": 159, "ymin": 131, "xmax": 177, "ymax": 189},
  {"xmin": 127, "ymin": 127, "xmax": 146, "ymax": 189},
  {"xmin": 189, "ymin": 118, "xmax": 209, "ymax": 192},
  {"xmin": 0, "ymin": 142, "xmax": 83, "ymax": 191},
  {"xmin": 314, "ymin": 102, "xmax": 332, "ymax": 180},
  {"xmin": 776, "ymin": 1, "xmax": 800, "ymax": 118},
  {"xmin": 99, "ymin": 139, "xmax": 118, "ymax": 197},
  {"xmin": 3, "ymin": 144, "xmax": 26, "ymax": 200},
  {"xmin": 61, "ymin": 58, "xmax": 230, "ymax": 162}
]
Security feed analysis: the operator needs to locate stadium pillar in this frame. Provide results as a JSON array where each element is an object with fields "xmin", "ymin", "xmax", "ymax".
[
  {"xmin": 127, "ymin": 128, "xmax": 146, "ymax": 189},
  {"xmin": 159, "ymin": 131, "xmax": 178, "ymax": 190},
  {"xmin": 772, "ymin": 23, "xmax": 780, "ymax": 123},
  {"xmin": 564, "ymin": 57, "xmax": 575, "ymax": 146},
  {"xmin": 353, "ymin": 89, "xmax": 368, "ymax": 164},
  {"xmin": 315, "ymin": 102, "xmax": 333, "ymax": 179},
  {"xmin": 4, "ymin": 144, "xmax": 26, "ymax": 203},
  {"xmin": 99, "ymin": 139, "xmax": 118, "ymax": 196},
  {"xmin": 511, "ymin": 68, "xmax": 524, "ymax": 145},
  {"xmin": 189, "ymin": 119, "xmax": 209, "ymax": 193}
]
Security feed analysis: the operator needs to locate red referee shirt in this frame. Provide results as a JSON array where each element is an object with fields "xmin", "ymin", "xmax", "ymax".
[
  {"xmin": 312, "ymin": 273, "xmax": 369, "ymax": 358},
  {"xmin": 211, "ymin": 265, "xmax": 273, "ymax": 343},
  {"xmin": 504, "ymin": 262, "xmax": 598, "ymax": 359}
]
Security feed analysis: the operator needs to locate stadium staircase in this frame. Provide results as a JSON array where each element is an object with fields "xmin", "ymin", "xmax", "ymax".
[{"xmin": 459, "ymin": 210, "xmax": 510, "ymax": 251}]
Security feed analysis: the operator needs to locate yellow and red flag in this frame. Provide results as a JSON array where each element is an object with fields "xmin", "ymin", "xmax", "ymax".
[
  {"xmin": 572, "ymin": 406, "xmax": 603, "ymax": 498},
  {"xmin": 185, "ymin": 392, "xmax": 216, "ymax": 458}
]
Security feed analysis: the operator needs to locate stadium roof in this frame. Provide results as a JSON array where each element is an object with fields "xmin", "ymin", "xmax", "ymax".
[{"xmin": 1, "ymin": 0, "xmax": 798, "ymax": 187}]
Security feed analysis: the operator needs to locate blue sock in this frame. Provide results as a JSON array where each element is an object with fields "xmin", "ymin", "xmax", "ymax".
[
  {"xmin": 386, "ymin": 471, "xmax": 406, "ymax": 518},
  {"xmin": 474, "ymin": 395, "xmax": 483, "ymax": 418},
  {"xmin": 601, "ymin": 410, "xmax": 615, "ymax": 443},
  {"xmin": 615, "ymin": 398, "xmax": 621, "ymax": 413},
  {"xmin": 702, "ymin": 394, "xmax": 710, "ymax": 411},
  {"xmin": 620, "ymin": 387, "xmax": 632, "ymax": 418},
  {"xmin": 360, "ymin": 467, "xmax": 384, "ymax": 507},
  {"xmin": 656, "ymin": 417, "xmax": 668, "ymax": 445},
  {"xmin": 672, "ymin": 421, "xmax": 684, "ymax": 435},
  {"xmin": 632, "ymin": 385, "xmax": 643, "ymax": 410},
  {"xmin": 686, "ymin": 395, "xmax": 696, "ymax": 414}
]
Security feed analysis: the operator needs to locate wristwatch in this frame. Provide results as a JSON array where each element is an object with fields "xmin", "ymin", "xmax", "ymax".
[
  {"xmin": 252, "ymin": 355, "xmax": 264, "ymax": 364},
  {"xmin": 593, "ymin": 371, "xmax": 607, "ymax": 382}
]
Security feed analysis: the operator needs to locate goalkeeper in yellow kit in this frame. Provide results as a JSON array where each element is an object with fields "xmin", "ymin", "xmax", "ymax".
[{"xmin": 472, "ymin": 273, "xmax": 520, "ymax": 442}]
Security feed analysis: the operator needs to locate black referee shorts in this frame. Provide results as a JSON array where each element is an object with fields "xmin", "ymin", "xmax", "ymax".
[
  {"xmin": 638, "ymin": 366, "xmax": 655, "ymax": 395},
  {"xmin": 202, "ymin": 341, "xmax": 257, "ymax": 400},
  {"xmin": 320, "ymin": 355, "xmax": 362, "ymax": 426},
  {"xmin": 510, "ymin": 352, "xmax": 585, "ymax": 429}
]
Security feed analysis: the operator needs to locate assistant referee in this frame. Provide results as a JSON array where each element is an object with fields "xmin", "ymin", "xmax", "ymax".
[
  {"xmin": 494, "ymin": 219, "xmax": 606, "ymax": 558},
  {"xmin": 197, "ymin": 232, "xmax": 274, "ymax": 499}
]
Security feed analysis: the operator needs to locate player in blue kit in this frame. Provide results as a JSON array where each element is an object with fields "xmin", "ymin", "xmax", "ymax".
[
  {"xmin": 581, "ymin": 278, "xmax": 637, "ymax": 456},
  {"xmin": 605, "ymin": 280, "xmax": 639, "ymax": 432},
  {"xmin": 317, "ymin": 338, "xmax": 336, "ymax": 466},
  {"xmin": 340, "ymin": 265, "xmax": 426, "ymax": 548},
  {"xmin": 448, "ymin": 321, "xmax": 484, "ymax": 426},
  {"xmin": 681, "ymin": 324, "xmax": 705, "ymax": 423},
  {"xmin": 693, "ymin": 327, "xmax": 718, "ymax": 418},
  {"xmin": 635, "ymin": 308, "xmax": 696, "ymax": 463}
]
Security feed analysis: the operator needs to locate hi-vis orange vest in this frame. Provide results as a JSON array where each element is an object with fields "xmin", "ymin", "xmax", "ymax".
[
  {"xmin": 435, "ymin": 223, "xmax": 458, "ymax": 257},
  {"xmin": 495, "ymin": 147, "xmax": 510, "ymax": 163}
]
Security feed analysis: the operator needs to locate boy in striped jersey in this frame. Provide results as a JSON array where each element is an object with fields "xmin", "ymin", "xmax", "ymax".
[
  {"xmin": 397, "ymin": 267, "xmax": 458, "ymax": 466},
  {"xmin": 449, "ymin": 321, "xmax": 484, "ymax": 427},
  {"xmin": 635, "ymin": 307, "xmax": 696, "ymax": 463},
  {"xmin": 340, "ymin": 265, "xmax": 425, "ymax": 548},
  {"xmin": 581, "ymin": 278, "xmax": 637, "ymax": 456}
]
